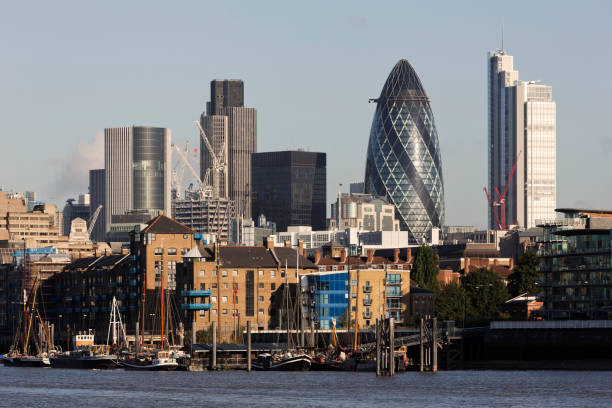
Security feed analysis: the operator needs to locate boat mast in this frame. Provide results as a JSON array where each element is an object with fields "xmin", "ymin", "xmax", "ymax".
[
  {"xmin": 161, "ymin": 242, "xmax": 165, "ymax": 350},
  {"xmin": 285, "ymin": 259, "xmax": 289, "ymax": 350}
]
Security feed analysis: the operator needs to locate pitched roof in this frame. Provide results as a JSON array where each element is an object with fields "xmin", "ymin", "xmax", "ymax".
[
  {"xmin": 219, "ymin": 247, "xmax": 279, "ymax": 268},
  {"xmin": 142, "ymin": 214, "xmax": 194, "ymax": 234},
  {"xmin": 273, "ymin": 247, "xmax": 316, "ymax": 269}
]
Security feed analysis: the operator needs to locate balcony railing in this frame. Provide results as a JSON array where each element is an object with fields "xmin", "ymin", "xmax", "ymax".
[
  {"xmin": 181, "ymin": 303, "xmax": 212, "ymax": 310},
  {"xmin": 181, "ymin": 290, "xmax": 213, "ymax": 297},
  {"xmin": 363, "ymin": 298, "xmax": 372, "ymax": 306},
  {"xmin": 363, "ymin": 285, "xmax": 372, "ymax": 293},
  {"xmin": 363, "ymin": 312, "xmax": 372, "ymax": 319}
]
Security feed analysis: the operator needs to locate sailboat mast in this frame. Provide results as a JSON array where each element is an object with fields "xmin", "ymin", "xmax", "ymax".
[
  {"xmin": 285, "ymin": 259, "xmax": 289, "ymax": 350},
  {"xmin": 161, "ymin": 243, "xmax": 165, "ymax": 350}
]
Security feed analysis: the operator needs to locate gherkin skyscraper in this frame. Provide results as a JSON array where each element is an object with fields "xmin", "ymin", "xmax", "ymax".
[{"xmin": 364, "ymin": 59, "xmax": 445, "ymax": 243}]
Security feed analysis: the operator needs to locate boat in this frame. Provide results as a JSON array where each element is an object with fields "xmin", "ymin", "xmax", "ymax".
[
  {"xmin": 50, "ymin": 348, "xmax": 118, "ymax": 369},
  {"xmin": 252, "ymin": 351, "xmax": 312, "ymax": 371},
  {"xmin": 1, "ymin": 354, "xmax": 50, "ymax": 368},
  {"xmin": 121, "ymin": 350, "xmax": 178, "ymax": 371}
]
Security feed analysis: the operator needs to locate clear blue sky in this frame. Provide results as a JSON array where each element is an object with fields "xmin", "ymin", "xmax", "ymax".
[{"xmin": 1, "ymin": 1, "xmax": 611, "ymax": 228}]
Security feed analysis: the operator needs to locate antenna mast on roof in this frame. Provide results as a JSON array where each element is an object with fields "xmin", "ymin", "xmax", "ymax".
[{"xmin": 501, "ymin": 17, "xmax": 505, "ymax": 54}]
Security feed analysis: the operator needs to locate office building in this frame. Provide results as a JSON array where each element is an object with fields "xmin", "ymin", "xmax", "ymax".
[
  {"xmin": 364, "ymin": 59, "xmax": 445, "ymax": 244},
  {"xmin": 89, "ymin": 169, "xmax": 106, "ymax": 242},
  {"xmin": 200, "ymin": 80, "xmax": 256, "ymax": 218},
  {"xmin": 328, "ymin": 193, "xmax": 400, "ymax": 232},
  {"xmin": 62, "ymin": 194, "xmax": 90, "ymax": 236},
  {"xmin": 537, "ymin": 209, "xmax": 612, "ymax": 319},
  {"xmin": 104, "ymin": 126, "xmax": 171, "ymax": 241},
  {"xmin": 252, "ymin": 150, "xmax": 326, "ymax": 232},
  {"xmin": 488, "ymin": 49, "xmax": 556, "ymax": 229},
  {"xmin": 172, "ymin": 197, "xmax": 236, "ymax": 242}
]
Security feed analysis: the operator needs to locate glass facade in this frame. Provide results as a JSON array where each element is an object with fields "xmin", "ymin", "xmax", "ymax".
[
  {"xmin": 538, "ymin": 214, "xmax": 612, "ymax": 319},
  {"xmin": 365, "ymin": 60, "xmax": 444, "ymax": 244},
  {"xmin": 133, "ymin": 127, "xmax": 166, "ymax": 213},
  {"xmin": 302, "ymin": 272, "xmax": 348, "ymax": 329}
]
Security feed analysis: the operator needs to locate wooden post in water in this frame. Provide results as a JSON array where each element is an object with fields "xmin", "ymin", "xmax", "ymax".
[
  {"xmin": 212, "ymin": 321, "xmax": 217, "ymax": 370},
  {"xmin": 375, "ymin": 318, "xmax": 381, "ymax": 376},
  {"xmin": 432, "ymin": 317, "xmax": 438, "ymax": 373},
  {"xmin": 389, "ymin": 317, "xmax": 395, "ymax": 376},
  {"xmin": 419, "ymin": 318, "xmax": 424, "ymax": 372},
  {"xmin": 310, "ymin": 320, "xmax": 315, "ymax": 349},
  {"xmin": 135, "ymin": 321, "xmax": 140, "ymax": 353},
  {"xmin": 247, "ymin": 321, "xmax": 252, "ymax": 372}
]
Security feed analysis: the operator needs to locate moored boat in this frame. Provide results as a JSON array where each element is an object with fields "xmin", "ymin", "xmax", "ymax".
[
  {"xmin": 2, "ymin": 354, "xmax": 50, "ymax": 368},
  {"xmin": 121, "ymin": 350, "xmax": 178, "ymax": 371},
  {"xmin": 252, "ymin": 352, "xmax": 312, "ymax": 371},
  {"xmin": 50, "ymin": 349, "xmax": 118, "ymax": 369}
]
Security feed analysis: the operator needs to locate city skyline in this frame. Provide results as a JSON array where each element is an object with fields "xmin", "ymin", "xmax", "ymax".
[{"xmin": 1, "ymin": 2, "xmax": 611, "ymax": 228}]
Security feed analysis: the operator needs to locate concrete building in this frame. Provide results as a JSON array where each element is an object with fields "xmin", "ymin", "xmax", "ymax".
[
  {"xmin": 200, "ymin": 80, "xmax": 256, "ymax": 218},
  {"xmin": 177, "ymin": 239, "xmax": 317, "ymax": 341},
  {"xmin": 172, "ymin": 197, "xmax": 235, "ymax": 243},
  {"xmin": 89, "ymin": 169, "xmax": 106, "ymax": 243},
  {"xmin": 230, "ymin": 216, "xmax": 275, "ymax": 246},
  {"xmin": 105, "ymin": 126, "xmax": 171, "ymax": 241},
  {"xmin": 252, "ymin": 150, "xmax": 326, "ymax": 232},
  {"xmin": 62, "ymin": 194, "xmax": 90, "ymax": 237},
  {"xmin": 328, "ymin": 193, "xmax": 400, "ymax": 232},
  {"xmin": 0, "ymin": 193, "xmax": 62, "ymax": 248},
  {"xmin": 537, "ymin": 208, "xmax": 612, "ymax": 319},
  {"xmin": 488, "ymin": 49, "xmax": 556, "ymax": 229}
]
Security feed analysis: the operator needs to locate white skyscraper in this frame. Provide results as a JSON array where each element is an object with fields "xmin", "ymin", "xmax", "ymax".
[
  {"xmin": 104, "ymin": 126, "xmax": 171, "ymax": 239},
  {"xmin": 488, "ymin": 50, "xmax": 556, "ymax": 229}
]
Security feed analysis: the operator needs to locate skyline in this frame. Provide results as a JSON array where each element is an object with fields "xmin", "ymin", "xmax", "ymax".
[{"xmin": 1, "ymin": 1, "xmax": 612, "ymax": 228}]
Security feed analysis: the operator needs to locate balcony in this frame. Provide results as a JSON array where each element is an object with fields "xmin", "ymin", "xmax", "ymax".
[
  {"xmin": 363, "ymin": 285, "xmax": 372, "ymax": 293},
  {"xmin": 363, "ymin": 311, "xmax": 372, "ymax": 319},
  {"xmin": 386, "ymin": 278, "xmax": 402, "ymax": 286},
  {"xmin": 181, "ymin": 303, "xmax": 212, "ymax": 310},
  {"xmin": 181, "ymin": 290, "xmax": 212, "ymax": 297},
  {"xmin": 363, "ymin": 298, "xmax": 372, "ymax": 306}
]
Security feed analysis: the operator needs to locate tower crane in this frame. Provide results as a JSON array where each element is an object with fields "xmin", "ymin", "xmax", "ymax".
[
  {"xmin": 171, "ymin": 144, "xmax": 212, "ymax": 199},
  {"xmin": 171, "ymin": 141, "xmax": 190, "ymax": 199},
  {"xmin": 195, "ymin": 120, "xmax": 226, "ymax": 198},
  {"xmin": 87, "ymin": 204, "xmax": 103, "ymax": 238},
  {"xmin": 484, "ymin": 150, "xmax": 522, "ymax": 230}
]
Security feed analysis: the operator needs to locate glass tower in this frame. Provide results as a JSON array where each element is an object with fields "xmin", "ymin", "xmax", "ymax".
[{"xmin": 364, "ymin": 59, "xmax": 445, "ymax": 244}]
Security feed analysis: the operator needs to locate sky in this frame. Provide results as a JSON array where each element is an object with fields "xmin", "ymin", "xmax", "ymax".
[{"xmin": 1, "ymin": 1, "xmax": 611, "ymax": 228}]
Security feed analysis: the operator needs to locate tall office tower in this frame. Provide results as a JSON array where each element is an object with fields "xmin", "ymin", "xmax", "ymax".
[
  {"xmin": 251, "ymin": 151, "xmax": 326, "ymax": 232},
  {"xmin": 488, "ymin": 50, "xmax": 556, "ymax": 229},
  {"xmin": 89, "ymin": 169, "xmax": 106, "ymax": 242},
  {"xmin": 104, "ymin": 126, "xmax": 171, "ymax": 239},
  {"xmin": 364, "ymin": 59, "xmax": 445, "ymax": 244},
  {"xmin": 200, "ymin": 80, "xmax": 257, "ymax": 218}
]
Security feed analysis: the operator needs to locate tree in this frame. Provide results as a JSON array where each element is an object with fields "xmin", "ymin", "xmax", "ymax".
[
  {"xmin": 507, "ymin": 249, "xmax": 540, "ymax": 297},
  {"xmin": 461, "ymin": 267, "xmax": 509, "ymax": 322},
  {"xmin": 412, "ymin": 245, "xmax": 439, "ymax": 292},
  {"xmin": 435, "ymin": 282, "xmax": 469, "ymax": 322}
]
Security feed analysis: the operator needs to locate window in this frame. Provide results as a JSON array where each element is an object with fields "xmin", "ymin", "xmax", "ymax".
[
  {"xmin": 199, "ymin": 270, "xmax": 205, "ymax": 277},
  {"xmin": 271, "ymin": 270, "xmax": 276, "ymax": 278},
  {"xmin": 223, "ymin": 283, "xmax": 228, "ymax": 289},
  {"xmin": 351, "ymin": 280, "xmax": 357, "ymax": 286},
  {"xmin": 258, "ymin": 309, "xmax": 264, "ymax": 315},
  {"xmin": 212, "ymin": 270, "xmax": 217, "ymax": 277},
  {"xmin": 352, "ymin": 306, "xmax": 356, "ymax": 312},
  {"xmin": 233, "ymin": 270, "xmax": 238, "ymax": 277},
  {"xmin": 281, "ymin": 271, "xmax": 286, "ymax": 278},
  {"xmin": 222, "ymin": 309, "xmax": 228, "ymax": 315},
  {"xmin": 258, "ymin": 296, "xmax": 264, "ymax": 302},
  {"xmin": 352, "ymin": 293, "xmax": 356, "ymax": 298},
  {"xmin": 222, "ymin": 270, "xmax": 228, "ymax": 277},
  {"xmin": 183, "ymin": 234, "xmax": 189, "ymax": 239},
  {"xmin": 167, "ymin": 248, "xmax": 177, "ymax": 256},
  {"xmin": 154, "ymin": 247, "xmax": 162, "ymax": 255},
  {"xmin": 211, "ymin": 296, "xmax": 217, "ymax": 303},
  {"xmin": 212, "ymin": 283, "xmax": 217, "ymax": 289},
  {"xmin": 212, "ymin": 309, "xmax": 217, "ymax": 316},
  {"xmin": 199, "ymin": 310, "xmax": 206, "ymax": 317},
  {"xmin": 258, "ymin": 270, "xmax": 264, "ymax": 277},
  {"xmin": 258, "ymin": 283, "xmax": 264, "ymax": 289},
  {"xmin": 222, "ymin": 296, "xmax": 228, "ymax": 303},
  {"xmin": 181, "ymin": 248, "xmax": 189, "ymax": 255},
  {"xmin": 200, "ymin": 283, "xmax": 205, "ymax": 290},
  {"xmin": 271, "ymin": 283, "xmax": 276, "ymax": 290}
]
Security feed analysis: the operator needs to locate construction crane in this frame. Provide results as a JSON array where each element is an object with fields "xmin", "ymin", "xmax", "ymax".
[
  {"xmin": 172, "ymin": 144, "xmax": 212, "ymax": 199},
  {"xmin": 195, "ymin": 120, "xmax": 226, "ymax": 198},
  {"xmin": 171, "ymin": 141, "xmax": 190, "ymax": 199},
  {"xmin": 87, "ymin": 204, "xmax": 103, "ymax": 237},
  {"xmin": 484, "ymin": 150, "xmax": 522, "ymax": 230}
]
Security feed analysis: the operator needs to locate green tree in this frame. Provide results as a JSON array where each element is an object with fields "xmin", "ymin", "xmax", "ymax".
[
  {"xmin": 507, "ymin": 249, "xmax": 540, "ymax": 297},
  {"xmin": 461, "ymin": 267, "xmax": 509, "ymax": 322},
  {"xmin": 412, "ymin": 245, "xmax": 439, "ymax": 292},
  {"xmin": 435, "ymin": 282, "xmax": 469, "ymax": 322}
]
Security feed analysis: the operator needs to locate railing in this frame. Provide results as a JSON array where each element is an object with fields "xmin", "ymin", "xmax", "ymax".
[
  {"xmin": 363, "ymin": 285, "xmax": 372, "ymax": 293},
  {"xmin": 363, "ymin": 312, "xmax": 372, "ymax": 319},
  {"xmin": 181, "ymin": 303, "xmax": 212, "ymax": 310},
  {"xmin": 181, "ymin": 289, "xmax": 213, "ymax": 297},
  {"xmin": 490, "ymin": 320, "xmax": 612, "ymax": 330},
  {"xmin": 363, "ymin": 298, "xmax": 372, "ymax": 306}
]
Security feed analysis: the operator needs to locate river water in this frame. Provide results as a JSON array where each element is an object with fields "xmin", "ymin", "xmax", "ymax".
[{"xmin": 0, "ymin": 366, "xmax": 610, "ymax": 407}]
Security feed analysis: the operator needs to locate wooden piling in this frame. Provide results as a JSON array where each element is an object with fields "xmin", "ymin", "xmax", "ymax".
[
  {"xmin": 135, "ymin": 321, "xmax": 140, "ymax": 354},
  {"xmin": 389, "ymin": 317, "xmax": 395, "ymax": 376},
  {"xmin": 375, "ymin": 319, "xmax": 381, "ymax": 376},
  {"xmin": 212, "ymin": 321, "xmax": 217, "ymax": 370},
  {"xmin": 432, "ymin": 317, "xmax": 438, "ymax": 373},
  {"xmin": 247, "ymin": 321, "xmax": 252, "ymax": 372},
  {"xmin": 419, "ymin": 318, "xmax": 424, "ymax": 372}
]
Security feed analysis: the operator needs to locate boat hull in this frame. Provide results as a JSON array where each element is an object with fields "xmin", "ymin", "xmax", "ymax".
[
  {"xmin": 1, "ymin": 355, "xmax": 50, "ymax": 368},
  {"xmin": 50, "ymin": 355, "xmax": 118, "ymax": 369},
  {"xmin": 252, "ymin": 355, "xmax": 311, "ymax": 371},
  {"xmin": 121, "ymin": 361, "xmax": 178, "ymax": 371}
]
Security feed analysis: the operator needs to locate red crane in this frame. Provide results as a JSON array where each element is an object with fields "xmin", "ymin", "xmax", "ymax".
[{"xmin": 484, "ymin": 150, "xmax": 522, "ymax": 230}]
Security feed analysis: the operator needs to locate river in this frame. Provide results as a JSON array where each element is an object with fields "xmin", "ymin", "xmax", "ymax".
[{"xmin": 1, "ymin": 366, "xmax": 610, "ymax": 407}]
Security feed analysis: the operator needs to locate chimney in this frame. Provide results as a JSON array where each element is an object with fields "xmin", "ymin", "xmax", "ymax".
[
  {"xmin": 314, "ymin": 249, "xmax": 321, "ymax": 264},
  {"xmin": 298, "ymin": 239, "xmax": 304, "ymax": 257},
  {"xmin": 367, "ymin": 249, "xmax": 373, "ymax": 264},
  {"xmin": 340, "ymin": 249, "xmax": 347, "ymax": 263},
  {"xmin": 393, "ymin": 248, "xmax": 400, "ymax": 263},
  {"xmin": 264, "ymin": 236, "xmax": 275, "ymax": 250},
  {"xmin": 465, "ymin": 257, "xmax": 470, "ymax": 273},
  {"xmin": 284, "ymin": 240, "xmax": 290, "ymax": 248},
  {"xmin": 406, "ymin": 248, "xmax": 412, "ymax": 263}
]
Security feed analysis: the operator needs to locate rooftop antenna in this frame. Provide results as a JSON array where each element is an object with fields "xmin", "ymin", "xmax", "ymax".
[{"xmin": 501, "ymin": 17, "xmax": 505, "ymax": 54}]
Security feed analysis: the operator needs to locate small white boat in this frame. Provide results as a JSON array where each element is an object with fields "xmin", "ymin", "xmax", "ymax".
[{"xmin": 122, "ymin": 350, "xmax": 178, "ymax": 371}]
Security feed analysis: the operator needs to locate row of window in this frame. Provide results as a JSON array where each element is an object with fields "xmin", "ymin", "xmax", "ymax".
[
  {"xmin": 154, "ymin": 247, "xmax": 189, "ymax": 256},
  {"xmin": 199, "ymin": 309, "xmax": 266, "ymax": 317},
  {"xmin": 200, "ymin": 282, "xmax": 276, "ymax": 291},
  {"xmin": 198, "ymin": 269, "xmax": 289, "ymax": 278}
]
